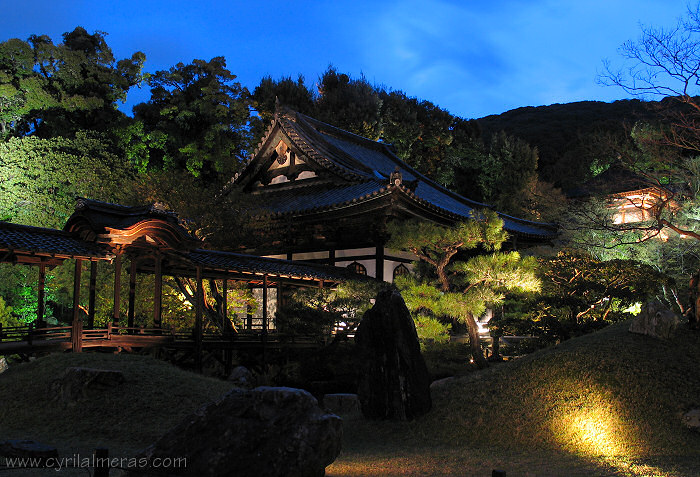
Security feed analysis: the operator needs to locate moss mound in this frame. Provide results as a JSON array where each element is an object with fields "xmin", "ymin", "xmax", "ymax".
[
  {"xmin": 0, "ymin": 352, "xmax": 232, "ymax": 453},
  {"xmin": 423, "ymin": 321, "xmax": 700, "ymax": 458}
]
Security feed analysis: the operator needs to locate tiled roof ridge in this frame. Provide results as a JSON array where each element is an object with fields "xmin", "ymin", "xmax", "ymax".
[
  {"xmin": 290, "ymin": 113, "xmax": 376, "ymax": 176},
  {"xmin": 294, "ymin": 112, "xmax": 390, "ymax": 153},
  {"xmin": 278, "ymin": 113, "xmax": 371, "ymax": 182},
  {"xmin": 292, "ymin": 110, "xmax": 491, "ymax": 211}
]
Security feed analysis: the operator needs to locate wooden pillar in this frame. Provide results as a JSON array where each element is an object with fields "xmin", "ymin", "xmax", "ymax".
[
  {"xmin": 222, "ymin": 277, "xmax": 233, "ymax": 375},
  {"xmin": 128, "ymin": 259, "xmax": 137, "ymax": 330},
  {"xmin": 262, "ymin": 275, "xmax": 268, "ymax": 335},
  {"xmin": 72, "ymin": 259, "xmax": 83, "ymax": 352},
  {"xmin": 222, "ymin": 278, "xmax": 228, "ymax": 325},
  {"xmin": 276, "ymin": 282, "xmax": 283, "ymax": 315},
  {"xmin": 328, "ymin": 249, "xmax": 336, "ymax": 266},
  {"xmin": 375, "ymin": 244, "xmax": 385, "ymax": 281},
  {"xmin": 194, "ymin": 265, "xmax": 203, "ymax": 373},
  {"xmin": 246, "ymin": 284, "xmax": 253, "ymax": 331},
  {"xmin": 112, "ymin": 252, "xmax": 122, "ymax": 326},
  {"xmin": 37, "ymin": 262, "xmax": 46, "ymax": 328},
  {"xmin": 262, "ymin": 274, "xmax": 268, "ymax": 363},
  {"xmin": 153, "ymin": 253, "xmax": 162, "ymax": 329},
  {"xmin": 88, "ymin": 261, "xmax": 97, "ymax": 328}
]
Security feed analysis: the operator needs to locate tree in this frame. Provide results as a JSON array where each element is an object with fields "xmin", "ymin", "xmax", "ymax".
[
  {"xmin": 315, "ymin": 66, "xmax": 383, "ymax": 140},
  {"xmin": 388, "ymin": 212, "xmax": 540, "ymax": 368},
  {"xmin": 499, "ymin": 250, "xmax": 666, "ymax": 344},
  {"xmin": 133, "ymin": 57, "xmax": 252, "ymax": 180},
  {"xmin": 0, "ymin": 131, "xmax": 136, "ymax": 228},
  {"xmin": 0, "ymin": 28, "xmax": 145, "ymax": 138}
]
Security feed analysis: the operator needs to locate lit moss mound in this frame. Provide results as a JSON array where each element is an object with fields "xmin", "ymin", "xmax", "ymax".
[
  {"xmin": 0, "ymin": 353, "xmax": 232, "ymax": 453},
  {"xmin": 424, "ymin": 321, "xmax": 700, "ymax": 458}
]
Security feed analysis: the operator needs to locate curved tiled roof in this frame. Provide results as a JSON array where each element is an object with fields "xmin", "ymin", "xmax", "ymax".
[
  {"xmin": 188, "ymin": 249, "xmax": 369, "ymax": 282},
  {"xmin": 237, "ymin": 108, "xmax": 556, "ymax": 239},
  {"xmin": 0, "ymin": 221, "xmax": 112, "ymax": 259}
]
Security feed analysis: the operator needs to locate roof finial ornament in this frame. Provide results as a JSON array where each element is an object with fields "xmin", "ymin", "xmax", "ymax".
[{"xmin": 390, "ymin": 166, "xmax": 402, "ymax": 186}]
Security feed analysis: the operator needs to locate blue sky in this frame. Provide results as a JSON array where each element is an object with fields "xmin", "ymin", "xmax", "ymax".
[{"xmin": 1, "ymin": 0, "xmax": 688, "ymax": 119}]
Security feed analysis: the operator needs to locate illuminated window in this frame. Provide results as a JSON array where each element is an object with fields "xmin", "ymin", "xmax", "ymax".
[
  {"xmin": 393, "ymin": 264, "xmax": 410, "ymax": 280},
  {"xmin": 346, "ymin": 261, "xmax": 367, "ymax": 275}
]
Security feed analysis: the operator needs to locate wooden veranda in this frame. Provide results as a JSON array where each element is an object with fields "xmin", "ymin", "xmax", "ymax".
[{"xmin": 0, "ymin": 199, "xmax": 366, "ymax": 371}]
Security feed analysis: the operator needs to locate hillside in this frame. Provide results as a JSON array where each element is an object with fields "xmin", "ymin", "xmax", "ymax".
[{"xmin": 477, "ymin": 99, "xmax": 658, "ymax": 190}]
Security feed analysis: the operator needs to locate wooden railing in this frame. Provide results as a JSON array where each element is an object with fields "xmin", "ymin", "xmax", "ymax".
[{"xmin": 0, "ymin": 322, "xmax": 324, "ymax": 351}]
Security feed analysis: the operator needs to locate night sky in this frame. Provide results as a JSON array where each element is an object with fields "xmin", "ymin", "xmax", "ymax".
[{"xmin": 1, "ymin": 0, "xmax": 688, "ymax": 119}]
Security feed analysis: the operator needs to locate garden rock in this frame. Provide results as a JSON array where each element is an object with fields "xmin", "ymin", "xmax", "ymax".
[
  {"xmin": 323, "ymin": 393, "xmax": 360, "ymax": 417},
  {"xmin": 227, "ymin": 365, "xmax": 253, "ymax": 388},
  {"xmin": 629, "ymin": 300, "xmax": 680, "ymax": 339},
  {"xmin": 0, "ymin": 356, "xmax": 7, "ymax": 374},
  {"xmin": 683, "ymin": 409, "xmax": 700, "ymax": 432},
  {"xmin": 0, "ymin": 439, "xmax": 58, "ymax": 466},
  {"xmin": 129, "ymin": 386, "xmax": 342, "ymax": 477},
  {"xmin": 356, "ymin": 289, "xmax": 432, "ymax": 420},
  {"xmin": 48, "ymin": 367, "xmax": 125, "ymax": 407}
]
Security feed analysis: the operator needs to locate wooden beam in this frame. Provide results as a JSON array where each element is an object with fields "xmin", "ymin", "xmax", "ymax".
[
  {"xmin": 88, "ymin": 261, "xmax": 97, "ymax": 328},
  {"xmin": 37, "ymin": 262, "xmax": 46, "ymax": 327},
  {"xmin": 72, "ymin": 259, "xmax": 83, "ymax": 352},
  {"xmin": 113, "ymin": 252, "xmax": 122, "ymax": 326},
  {"xmin": 154, "ymin": 253, "xmax": 162, "ymax": 329},
  {"xmin": 128, "ymin": 259, "xmax": 137, "ymax": 329}
]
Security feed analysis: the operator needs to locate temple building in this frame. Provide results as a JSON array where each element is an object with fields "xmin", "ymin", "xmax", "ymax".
[{"xmin": 227, "ymin": 107, "xmax": 557, "ymax": 281}]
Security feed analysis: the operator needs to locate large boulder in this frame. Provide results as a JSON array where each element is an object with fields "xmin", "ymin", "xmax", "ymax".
[
  {"xmin": 129, "ymin": 386, "xmax": 342, "ymax": 477},
  {"xmin": 0, "ymin": 356, "xmax": 8, "ymax": 374},
  {"xmin": 355, "ymin": 289, "xmax": 432, "ymax": 420},
  {"xmin": 629, "ymin": 300, "xmax": 681, "ymax": 340},
  {"xmin": 48, "ymin": 367, "xmax": 125, "ymax": 407}
]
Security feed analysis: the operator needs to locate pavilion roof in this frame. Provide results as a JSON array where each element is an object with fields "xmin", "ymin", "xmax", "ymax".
[{"xmin": 0, "ymin": 221, "xmax": 113, "ymax": 262}]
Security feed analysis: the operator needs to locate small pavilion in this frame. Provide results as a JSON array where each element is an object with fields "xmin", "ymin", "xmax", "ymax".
[{"xmin": 0, "ymin": 198, "xmax": 365, "ymax": 369}]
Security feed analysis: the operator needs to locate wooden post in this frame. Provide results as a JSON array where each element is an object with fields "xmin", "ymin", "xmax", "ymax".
[
  {"xmin": 128, "ymin": 259, "xmax": 137, "ymax": 330},
  {"xmin": 276, "ymin": 282, "xmax": 283, "ymax": 316},
  {"xmin": 37, "ymin": 262, "xmax": 46, "ymax": 328},
  {"xmin": 72, "ymin": 259, "xmax": 83, "ymax": 352},
  {"xmin": 195, "ymin": 265, "xmax": 203, "ymax": 373},
  {"xmin": 246, "ymin": 284, "xmax": 253, "ymax": 331},
  {"xmin": 222, "ymin": 278, "xmax": 228, "ymax": 325},
  {"xmin": 88, "ymin": 261, "xmax": 97, "ymax": 329},
  {"xmin": 262, "ymin": 274, "xmax": 268, "ymax": 364},
  {"xmin": 112, "ymin": 253, "xmax": 122, "ymax": 326},
  {"xmin": 153, "ymin": 252, "xmax": 162, "ymax": 329}
]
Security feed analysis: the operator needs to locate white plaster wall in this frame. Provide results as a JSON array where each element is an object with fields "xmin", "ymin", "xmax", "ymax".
[
  {"xmin": 335, "ymin": 259, "xmax": 376, "ymax": 278},
  {"xmin": 292, "ymin": 251, "xmax": 329, "ymax": 261},
  {"xmin": 335, "ymin": 247, "xmax": 376, "ymax": 258}
]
